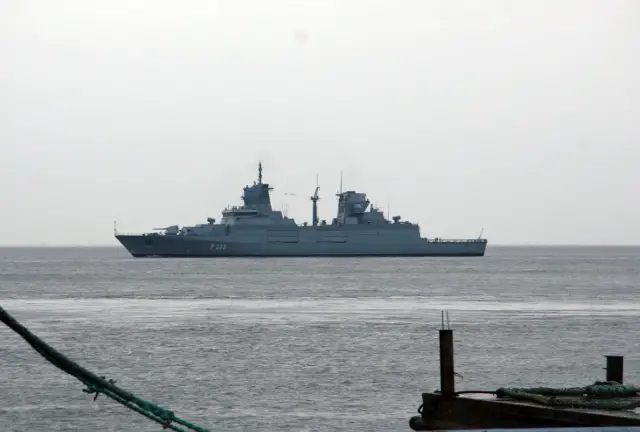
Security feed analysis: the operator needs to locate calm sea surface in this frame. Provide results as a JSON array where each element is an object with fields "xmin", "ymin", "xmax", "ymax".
[{"xmin": 1, "ymin": 246, "xmax": 639, "ymax": 431}]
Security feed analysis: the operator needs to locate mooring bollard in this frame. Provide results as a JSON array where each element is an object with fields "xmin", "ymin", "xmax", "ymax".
[
  {"xmin": 439, "ymin": 312, "xmax": 455, "ymax": 397},
  {"xmin": 605, "ymin": 355, "xmax": 624, "ymax": 384}
]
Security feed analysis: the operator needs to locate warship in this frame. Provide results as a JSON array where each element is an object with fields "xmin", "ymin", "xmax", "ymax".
[{"xmin": 114, "ymin": 163, "xmax": 488, "ymax": 257}]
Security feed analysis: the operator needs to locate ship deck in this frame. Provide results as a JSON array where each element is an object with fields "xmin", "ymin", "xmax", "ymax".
[{"xmin": 415, "ymin": 392, "xmax": 640, "ymax": 430}]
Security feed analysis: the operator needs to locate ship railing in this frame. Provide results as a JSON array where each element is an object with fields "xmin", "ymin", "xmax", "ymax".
[
  {"xmin": 114, "ymin": 231, "xmax": 164, "ymax": 236},
  {"xmin": 422, "ymin": 238, "xmax": 488, "ymax": 244}
]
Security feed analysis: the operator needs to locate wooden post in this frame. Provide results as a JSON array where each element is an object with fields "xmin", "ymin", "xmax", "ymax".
[
  {"xmin": 605, "ymin": 355, "xmax": 623, "ymax": 384},
  {"xmin": 439, "ymin": 328, "xmax": 455, "ymax": 397}
]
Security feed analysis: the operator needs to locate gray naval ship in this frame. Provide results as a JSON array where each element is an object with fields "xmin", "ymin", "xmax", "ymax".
[{"xmin": 115, "ymin": 163, "xmax": 488, "ymax": 257}]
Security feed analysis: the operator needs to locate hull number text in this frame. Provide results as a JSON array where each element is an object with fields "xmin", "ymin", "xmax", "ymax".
[{"xmin": 210, "ymin": 243, "xmax": 228, "ymax": 251}]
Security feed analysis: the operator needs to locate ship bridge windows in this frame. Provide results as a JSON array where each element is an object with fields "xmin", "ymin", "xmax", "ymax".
[{"xmin": 223, "ymin": 208, "xmax": 259, "ymax": 217}]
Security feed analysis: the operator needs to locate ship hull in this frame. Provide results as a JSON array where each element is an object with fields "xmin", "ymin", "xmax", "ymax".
[{"xmin": 115, "ymin": 234, "xmax": 487, "ymax": 258}]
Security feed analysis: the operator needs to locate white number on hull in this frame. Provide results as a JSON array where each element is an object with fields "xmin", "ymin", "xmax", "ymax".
[{"xmin": 210, "ymin": 243, "xmax": 227, "ymax": 251}]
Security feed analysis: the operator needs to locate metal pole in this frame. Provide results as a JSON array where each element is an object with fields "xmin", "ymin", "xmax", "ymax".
[
  {"xmin": 439, "ymin": 328, "xmax": 455, "ymax": 397},
  {"xmin": 605, "ymin": 355, "xmax": 623, "ymax": 384}
]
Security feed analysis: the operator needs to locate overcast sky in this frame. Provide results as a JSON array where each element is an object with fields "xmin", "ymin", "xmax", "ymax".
[{"xmin": 1, "ymin": 0, "xmax": 638, "ymax": 246}]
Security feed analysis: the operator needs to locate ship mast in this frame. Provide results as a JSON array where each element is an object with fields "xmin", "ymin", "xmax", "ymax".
[
  {"xmin": 336, "ymin": 170, "xmax": 345, "ymax": 222},
  {"xmin": 310, "ymin": 174, "xmax": 320, "ymax": 226},
  {"xmin": 258, "ymin": 161, "xmax": 263, "ymax": 184}
]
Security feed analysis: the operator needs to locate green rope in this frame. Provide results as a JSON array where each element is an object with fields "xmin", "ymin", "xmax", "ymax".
[
  {"xmin": 0, "ymin": 305, "xmax": 210, "ymax": 431},
  {"xmin": 496, "ymin": 382, "xmax": 640, "ymax": 411}
]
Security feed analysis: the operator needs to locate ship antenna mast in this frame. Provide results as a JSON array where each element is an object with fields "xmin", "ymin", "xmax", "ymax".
[
  {"xmin": 310, "ymin": 174, "xmax": 320, "ymax": 226},
  {"xmin": 258, "ymin": 161, "xmax": 263, "ymax": 184}
]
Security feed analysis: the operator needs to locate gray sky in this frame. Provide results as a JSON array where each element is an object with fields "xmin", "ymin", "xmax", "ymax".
[{"xmin": 1, "ymin": 0, "xmax": 638, "ymax": 246}]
